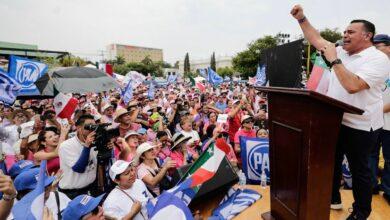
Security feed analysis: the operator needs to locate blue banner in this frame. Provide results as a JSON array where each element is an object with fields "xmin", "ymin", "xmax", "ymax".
[
  {"xmin": 239, "ymin": 136, "xmax": 270, "ymax": 184},
  {"xmin": 8, "ymin": 55, "xmax": 48, "ymax": 96},
  {"xmin": 122, "ymin": 80, "xmax": 133, "ymax": 105},
  {"xmin": 207, "ymin": 67, "xmax": 223, "ymax": 85},
  {"xmin": 0, "ymin": 70, "xmax": 21, "ymax": 105}
]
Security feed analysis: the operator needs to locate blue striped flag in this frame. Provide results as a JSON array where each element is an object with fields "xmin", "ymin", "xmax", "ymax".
[
  {"xmin": 122, "ymin": 80, "xmax": 133, "ymax": 105},
  {"xmin": 12, "ymin": 160, "xmax": 48, "ymax": 220},
  {"xmin": 0, "ymin": 70, "xmax": 21, "ymax": 104},
  {"xmin": 210, "ymin": 187, "xmax": 261, "ymax": 220}
]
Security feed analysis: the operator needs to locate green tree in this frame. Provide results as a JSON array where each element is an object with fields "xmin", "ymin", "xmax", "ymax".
[
  {"xmin": 174, "ymin": 61, "xmax": 179, "ymax": 68},
  {"xmin": 184, "ymin": 53, "xmax": 190, "ymax": 73},
  {"xmin": 232, "ymin": 35, "xmax": 278, "ymax": 78},
  {"xmin": 210, "ymin": 52, "xmax": 216, "ymax": 71},
  {"xmin": 320, "ymin": 28, "xmax": 343, "ymax": 43},
  {"xmin": 115, "ymin": 55, "xmax": 126, "ymax": 65},
  {"xmin": 217, "ymin": 67, "xmax": 234, "ymax": 78},
  {"xmin": 59, "ymin": 55, "xmax": 87, "ymax": 67}
]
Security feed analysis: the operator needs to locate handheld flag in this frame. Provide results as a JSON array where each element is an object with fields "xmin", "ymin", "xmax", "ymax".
[
  {"xmin": 12, "ymin": 160, "xmax": 49, "ymax": 220},
  {"xmin": 53, "ymin": 87, "xmax": 78, "ymax": 119},
  {"xmin": 148, "ymin": 81, "xmax": 155, "ymax": 99},
  {"xmin": 207, "ymin": 67, "xmax": 223, "ymax": 85},
  {"xmin": 188, "ymin": 75, "xmax": 196, "ymax": 87},
  {"xmin": 0, "ymin": 70, "xmax": 21, "ymax": 105},
  {"xmin": 199, "ymin": 69, "xmax": 207, "ymax": 78},
  {"xmin": 8, "ymin": 55, "xmax": 48, "ymax": 96},
  {"xmin": 240, "ymin": 136, "xmax": 270, "ymax": 184},
  {"xmin": 254, "ymin": 65, "xmax": 267, "ymax": 86},
  {"xmin": 306, "ymin": 55, "xmax": 330, "ymax": 94},
  {"xmin": 122, "ymin": 80, "xmax": 133, "ymax": 105}
]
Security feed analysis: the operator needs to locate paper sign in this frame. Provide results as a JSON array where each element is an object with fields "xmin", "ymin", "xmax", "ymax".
[{"xmin": 217, "ymin": 114, "xmax": 228, "ymax": 123}]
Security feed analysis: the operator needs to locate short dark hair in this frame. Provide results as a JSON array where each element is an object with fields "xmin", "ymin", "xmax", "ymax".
[
  {"xmin": 75, "ymin": 114, "xmax": 95, "ymax": 126},
  {"xmin": 350, "ymin": 19, "xmax": 376, "ymax": 43},
  {"xmin": 156, "ymin": 131, "xmax": 167, "ymax": 139}
]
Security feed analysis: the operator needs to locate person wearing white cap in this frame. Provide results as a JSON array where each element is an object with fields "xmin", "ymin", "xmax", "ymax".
[
  {"xmin": 100, "ymin": 103, "xmax": 115, "ymax": 124},
  {"xmin": 234, "ymin": 115, "xmax": 256, "ymax": 154},
  {"xmin": 114, "ymin": 108, "xmax": 142, "ymax": 138},
  {"xmin": 103, "ymin": 160, "xmax": 152, "ymax": 220},
  {"xmin": 135, "ymin": 142, "xmax": 176, "ymax": 197}
]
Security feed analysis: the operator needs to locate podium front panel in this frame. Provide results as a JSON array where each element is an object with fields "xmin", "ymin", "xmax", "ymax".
[{"xmin": 272, "ymin": 122, "xmax": 303, "ymax": 219}]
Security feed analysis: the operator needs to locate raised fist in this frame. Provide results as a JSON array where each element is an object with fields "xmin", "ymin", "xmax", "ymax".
[{"xmin": 290, "ymin": 5, "xmax": 305, "ymax": 20}]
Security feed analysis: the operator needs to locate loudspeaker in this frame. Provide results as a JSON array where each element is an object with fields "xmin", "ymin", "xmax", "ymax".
[{"xmin": 172, "ymin": 156, "xmax": 239, "ymax": 204}]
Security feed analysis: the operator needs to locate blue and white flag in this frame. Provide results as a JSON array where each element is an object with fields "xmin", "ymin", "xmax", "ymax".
[
  {"xmin": 199, "ymin": 68, "xmax": 207, "ymax": 78},
  {"xmin": 148, "ymin": 81, "xmax": 155, "ymax": 99},
  {"xmin": 254, "ymin": 65, "xmax": 266, "ymax": 86},
  {"xmin": 147, "ymin": 178, "xmax": 195, "ymax": 220},
  {"xmin": 12, "ymin": 160, "xmax": 47, "ymax": 220},
  {"xmin": 207, "ymin": 67, "xmax": 223, "ymax": 85},
  {"xmin": 210, "ymin": 187, "xmax": 261, "ymax": 220},
  {"xmin": 239, "ymin": 136, "xmax": 270, "ymax": 184},
  {"xmin": 0, "ymin": 70, "xmax": 22, "ymax": 105},
  {"xmin": 122, "ymin": 80, "xmax": 133, "ymax": 105},
  {"xmin": 8, "ymin": 55, "xmax": 48, "ymax": 96},
  {"xmin": 342, "ymin": 155, "xmax": 352, "ymax": 188},
  {"xmin": 167, "ymin": 73, "xmax": 178, "ymax": 83}
]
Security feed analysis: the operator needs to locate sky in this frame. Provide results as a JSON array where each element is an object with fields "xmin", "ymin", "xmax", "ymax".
[{"xmin": 0, "ymin": 0, "xmax": 389, "ymax": 64}]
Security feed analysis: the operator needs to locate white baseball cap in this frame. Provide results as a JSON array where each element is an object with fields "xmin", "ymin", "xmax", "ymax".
[{"xmin": 109, "ymin": 160, "xmax": 135, "ymax": 181}]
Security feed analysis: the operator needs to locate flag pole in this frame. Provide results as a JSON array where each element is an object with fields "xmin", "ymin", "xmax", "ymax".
[{"xmin": 306, "ymin": 42, "xmax": 311, "ymax": 78}]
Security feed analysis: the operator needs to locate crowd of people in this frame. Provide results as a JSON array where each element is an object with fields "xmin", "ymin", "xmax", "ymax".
[{"xmin": 0, "ymin": 79, "xmax": 269, "ymax": 219}]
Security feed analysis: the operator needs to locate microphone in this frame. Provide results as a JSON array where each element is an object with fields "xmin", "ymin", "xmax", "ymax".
[
  {"xmin": 335, "ymin": 40, "xmax": 344, "ymax": 47},
  {"xmin": 320, "ymin": 40, "xmax": 344, "ymax": 67}
]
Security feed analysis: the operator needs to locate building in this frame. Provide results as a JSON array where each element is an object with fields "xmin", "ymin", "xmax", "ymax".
[
  {"xmin": 106, "ymin": 44, "xmax": 163, "ymax": 63},
  {"xmin": 178, "ymin": 55, "xmax": 233, "ymax": 73},
  {"xmin": 163, "ymin": 67, "xmax": 180, "ymax": 78},
  {"xmin": 0, "ymin": 41, "xmax": 68, "ymax": 59}
]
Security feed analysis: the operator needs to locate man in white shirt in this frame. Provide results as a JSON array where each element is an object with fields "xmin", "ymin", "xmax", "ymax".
[
  {"xmin": 103, "ymin": 160, "xmax": 153, "ymax": 220},
  {"xmin": 291, "ymin": 5, "xmax": 390, "ymax": 220},
  {"xmin": 58, "ymin": 114, "xmax": 98, "ymax": 199}
]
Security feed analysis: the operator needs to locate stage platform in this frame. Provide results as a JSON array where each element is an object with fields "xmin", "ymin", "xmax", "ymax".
[{"xmin": 197, "ymin": 185, "xmax": 389, "ymax": 220}]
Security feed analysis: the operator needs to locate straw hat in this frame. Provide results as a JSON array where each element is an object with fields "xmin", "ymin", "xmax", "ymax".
[
  {"xmin": 124, "ymin": 130, "xmax": 140, "ymax": 140},
  {"xmin": 134, "ymin": 142, "xmax": 156, "ymax": 165},
  {"xmin": 170, "ymin": 133, "xmax": 191, "ymax": 151},
  {"xmin": 147, "ymin": 104, "xmax": 162, "ymax": 112},
  {"xmin": 114, "ymin": 108, "xmax": 130, "ymax": 123}
]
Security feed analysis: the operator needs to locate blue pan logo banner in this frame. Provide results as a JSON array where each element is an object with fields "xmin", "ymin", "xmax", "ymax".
[
  {"xmin": 239, "ymin": 136, "xmax": 270, "ymax": 183},
  {"xmin": 8, "ymin": 55, "xmax": 48, "ymax": 96}
]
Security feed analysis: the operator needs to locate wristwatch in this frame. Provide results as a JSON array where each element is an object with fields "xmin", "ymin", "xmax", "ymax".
[
  {"xmin": 330, "ymin": 59, "xmax": 342, "ymax": 68},
  {"xmin": 2, "ymin": 192, "xmax": 17, "ymax": 201}
]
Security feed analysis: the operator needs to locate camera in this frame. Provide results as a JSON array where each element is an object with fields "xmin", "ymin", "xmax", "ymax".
[{"xmin": 85, "ymin": 123, "xmax": 120, "ymax": 164}]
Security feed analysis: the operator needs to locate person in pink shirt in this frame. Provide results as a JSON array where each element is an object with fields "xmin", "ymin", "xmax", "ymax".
[
  {"xmin": 169, "ymin": 133, "xmax": 192, "ymax": 168},
  {"xmin": 234, "ymin": 115, "xmax": 256, "ymax": 154},
  {"xmin": 114, "ymin": 131, "xmax": 140, "ymax": 162}
]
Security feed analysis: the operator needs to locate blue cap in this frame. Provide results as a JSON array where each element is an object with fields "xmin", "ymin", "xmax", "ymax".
[
  {"xmin": 373, "ymin": 34, "xmax": 390, "ymax": 43},
  {"xmin": 137, "ymin": 128, "xmax": 147, "ymax": 135},
  {"xmin": 8, "ymin": 160, "xmax": 35, "ymax": 179},
  {"xmin": 62, "ymin": 194, "xmax": 105, "ymax": 220},
  {"xmin": 14, "ymin": 168, "xmax": 55, "ymax": 191}
]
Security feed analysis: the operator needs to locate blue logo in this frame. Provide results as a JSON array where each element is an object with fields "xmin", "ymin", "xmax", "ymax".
[
  {"xmin": 248, "ymin": 142, "xmax": 270, "ymax": 178},
  {"xmin": 16, "ymin": 62, "xmax": 41, "ymax": 87}
]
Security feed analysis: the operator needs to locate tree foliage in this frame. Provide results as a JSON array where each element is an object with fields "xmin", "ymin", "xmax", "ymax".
[
  {"xmin": 320, "ymin": 28, "xmax": 343, "ymax": 43},
  {"xmin": 184, "ymin": 53, "xmax": 190, "ymax": 73},
  {"xmin": 113, "ymin": 55, "xmax": 164, "ymax": 77},
  {"xmin": 210, "ymin": 52, "xmax": 216, "ymax": 71},
  {"xmin": 217, "ymin": 67, "xmax": 234, "ymax": 78},
  {"xmin": 59, "ymin": 55, "xmax": 88, "ymax": 67},
  {"xmin": 232, "ymin": 35, "xmax": 278, "ymax": 78}
]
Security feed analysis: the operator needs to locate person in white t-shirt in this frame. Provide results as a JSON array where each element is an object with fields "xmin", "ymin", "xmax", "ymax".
[
  {"xmin": 103, "ymin": 160, "xmax": 153, "ymax": 220},
  {"xmin": 292, "ymin": 5, "xmax": 390, "ymax": 219},
  {"xmin": 58, "ymin": 114, "xmax": 98, "ymax": 199}
]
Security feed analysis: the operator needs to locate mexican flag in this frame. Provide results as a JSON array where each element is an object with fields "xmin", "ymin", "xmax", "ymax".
[
  {"xmin": 306, "ymin": 55, "xmax": 330, "ymax": 94},
  {"xmin": 53, "ymin": 90, "xmax": 78, "ymax": 119},
  {"xmin": 183, "ymin": 139, "xmax": 230, "ymax": 189}
]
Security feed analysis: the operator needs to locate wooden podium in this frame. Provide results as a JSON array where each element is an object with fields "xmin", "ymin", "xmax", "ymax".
[{"xmin": 256, "ymin": 87, "xmax": 363, "ymax": 220}]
